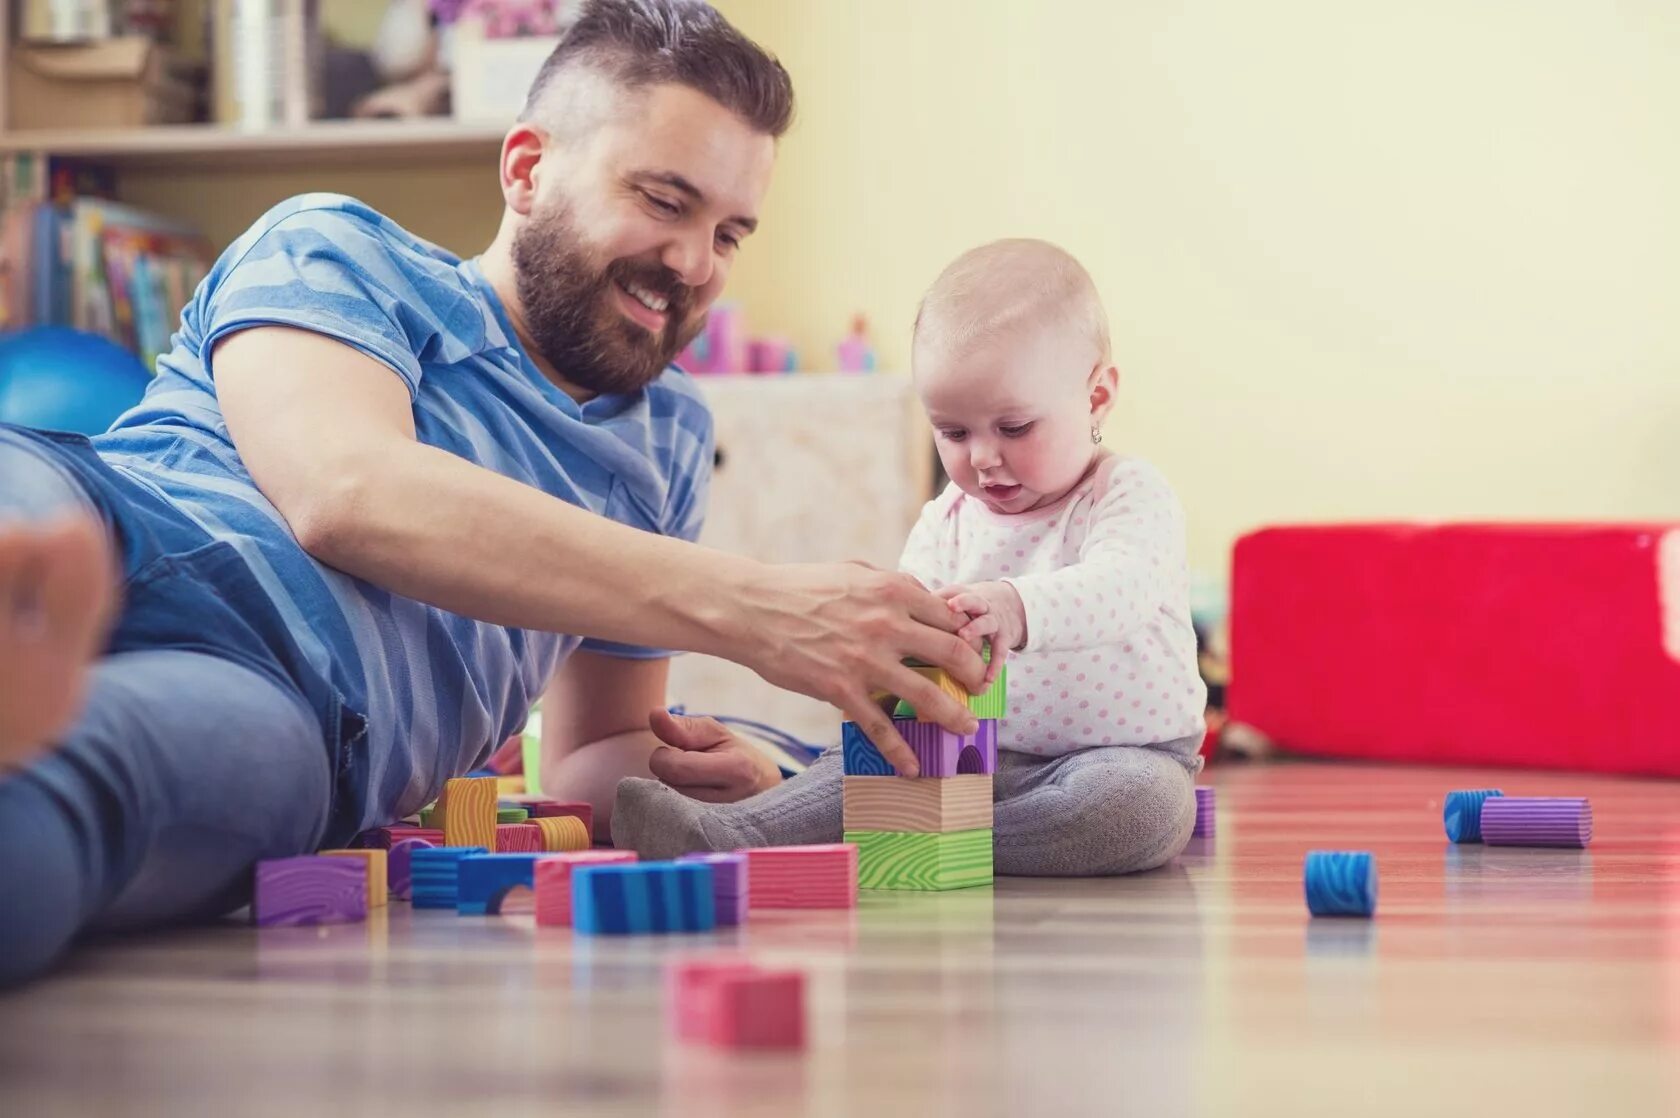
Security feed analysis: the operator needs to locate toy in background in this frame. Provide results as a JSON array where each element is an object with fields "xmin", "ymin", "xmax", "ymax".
[
  {"xmin": 1189, "ymin": 572, "xmax": 1270, "ymax": 763},
  {"xmin": 836, "ymin": 313, "xmax": 876, "ymax": 373},
  {"xmin": 745, "ymin": 337, "xmax": 797, "ymax": 374},
  {"xmin": 434, "ymin": 0, "xmax": 571, "ymax": 122},
  {"xmin": 678, "ymin": 304, "xmax": 744, "ymax": 374}
]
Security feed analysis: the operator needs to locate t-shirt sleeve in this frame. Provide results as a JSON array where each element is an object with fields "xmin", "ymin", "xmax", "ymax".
[
  {"xmin": 577, "ymin": 397, "xmax": 715, "ymax": 661},
  {"xmin": 200, "ymin": 207, "xmax": 463, "ymax": 398},
  {"xmin": 1003, "ymin": 461, "xmax": 1188, "ymax": 654}
]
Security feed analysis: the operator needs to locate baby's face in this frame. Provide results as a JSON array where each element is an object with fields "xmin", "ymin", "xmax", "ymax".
[{"xmin": 916, "ymin": 324, "xmax": 1109, "ymax": 515}]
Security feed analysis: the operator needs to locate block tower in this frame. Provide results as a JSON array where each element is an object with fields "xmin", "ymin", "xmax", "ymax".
[{"xmin": 841, "ymin": 656, "xmax": 1005, "ymax": 890}]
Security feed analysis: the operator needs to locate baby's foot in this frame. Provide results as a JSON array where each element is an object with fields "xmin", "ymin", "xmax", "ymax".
[
  {"xmin": 610, "ymin": 778, "xmax": 755, "ymax": 860},
  {"xmin": 0, "ymin": 516, "xmax": 116, "ymax": 769}
]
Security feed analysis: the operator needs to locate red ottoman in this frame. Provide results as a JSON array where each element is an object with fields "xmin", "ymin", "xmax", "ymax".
[{"xmin": 1228, "ymin": 523, "xmax": 1680, "ymax": 777}]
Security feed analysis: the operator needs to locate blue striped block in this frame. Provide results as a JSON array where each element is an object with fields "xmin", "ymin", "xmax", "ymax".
[
  {"xmin": 457, "ymin": 853, "xmax": 547, "ymax": 915},
  {"xmin": 571, "ymin": 862, "xmax": 716, "ymax": 935},
  {"xmin": 410, "ymin": 846, "xmax": 487, "ymax": 910},
  {"xmin": 1304, "ymin": 851, "xmax": 1378, "ymax": 917},
  {"xmin": 1443, "ymin": 789, "xmax": 1504, "ymax": 843}
]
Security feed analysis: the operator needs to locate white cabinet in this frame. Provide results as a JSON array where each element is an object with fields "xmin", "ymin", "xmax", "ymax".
[{"xmin": 667, "ymin": 373, "xmax": 933, "ymax": 749}]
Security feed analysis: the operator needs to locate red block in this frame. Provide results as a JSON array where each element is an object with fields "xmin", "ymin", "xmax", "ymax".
[
  {"xmin": 743, "ymin": 844, "xmax": 858, "ymax": 909},
  {"xmin": 667, "ymin": 959, "xmax": 805, "ymax": 1050},
  {"xmin": 523, "ymin": 800, "xmax": 595, "ymax": 836},
  {"xmin": 1228, "ymin": 523, "xmax": 1680, "ymax": 777},
  {"xmin": 533, "ymin": 851, "xmax": 638, "ymax": 927}
]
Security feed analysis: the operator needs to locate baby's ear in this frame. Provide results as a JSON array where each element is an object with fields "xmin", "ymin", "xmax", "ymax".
[{"xmin": 1088, "ymin": 362, "xmax": 1121, "ymax": 419}]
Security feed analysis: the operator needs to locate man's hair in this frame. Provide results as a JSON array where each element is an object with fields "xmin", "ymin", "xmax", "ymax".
[
  {"xmin": 914, "ymin": 239, "xmax": 1112, "ymax": 367},
  {"xmin": 521, "ymin": 0, "xmax": 795, "ymax": 138}
]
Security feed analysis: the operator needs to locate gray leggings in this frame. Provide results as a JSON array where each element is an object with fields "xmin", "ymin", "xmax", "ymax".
[{"xmin": 613, "ymin": 736, "xmax": 1204, "ymax": 877}]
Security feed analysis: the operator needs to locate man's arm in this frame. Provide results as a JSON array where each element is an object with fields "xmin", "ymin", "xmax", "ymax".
[{"xmin": 215, "ymin": 325, "xmax": 984, "ymax": 773}]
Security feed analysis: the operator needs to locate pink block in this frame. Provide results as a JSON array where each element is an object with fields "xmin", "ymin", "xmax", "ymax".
[
  {"xmin": 666, "ymin": 958, "xmax": 760, "ymax": 1042},
  {"xmin": 496, "ymin": 823, "xmax": 544, "ymax": 853},
  {"xmin": 533, "ymin": 851, "xmax": 639, "ymax": 926},
  {"xmin": 523, "ymin": 800, "xmax": 595, "ymax": 836},
  {"xmin": 743, "ymin": 844, "xmax": 858, "ymax": 909},
  {"xmin": 696, "ymin": 968, "xmax": 806, "ymax": 1050}
]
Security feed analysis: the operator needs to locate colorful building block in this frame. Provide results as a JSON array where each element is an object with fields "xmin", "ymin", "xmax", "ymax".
[
  {"xmin": 495, "ymin": 823, "xmax": 544, "ymax": 852},
  {"xmin": 253, "ymin": 856, "xmax": 367, "ymax": 927},
  {"xmin": 497, "ymin": 806, "xmax": 530, "ymax": 824},
  {"xmin": 531, "ymin": 814, "xmax": 591, "ymax": 853},
  {"xmin": 320, "ymin": 848, "xmax": 389, "ymax": 907},
  {"xmin": 388, "ymin": 837, "xmax": 434, "ymax": 900},
  {"xmin": 534, "ymin": 851, "xmax": 639, "ymax": 926},
  {"xmin": 847, "ymin": 828, "xmax": 993, "ymax": 891},
  {"xmin": 742, "ymin": 844, "xmax": 858, "ymax": 909},
  {"xmin": 410, "ymin": 846, "xmax": 488, "ymax": 909},
  {"xmin": 436, "ymin": 776, "xmax": 498, "ymax": 849},
  {"xmin": 354, "ymin": 825, "xmax": 444, "ymax": 849},
  {"xmin": 667, "ymin": 959, "xmax": 805, "ymax": 1049},
  {"xmin": 882, "ymin": 662, "xmax": 1008, "ymax": 720},
  {"xmin": 571, "ymin": 862, "xmax": 717, "ymax": 935},
  {"xmin": 1304, "ymin": 851, "xmax": 1378, "ymax": 917},
  {"xmin": 677, "ymin": 852, "xmax": 749, "ymax": 926},
  {"xmin": 842, "ymin": 719, "xmax": 997, "ymax": 777},
  {"xmin": 458, "ymin": 853, "xmax": 551, "ymax": 915},
  {"xmin": 841, "ymin": 774, "xmax": 993, "ymax": 833}
]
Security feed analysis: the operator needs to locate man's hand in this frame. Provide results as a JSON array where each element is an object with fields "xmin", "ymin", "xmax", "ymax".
[
  {"xmin": 732, "ymin": 562, "xmax": 987, "ymax": 778},
  {"xmin": 938, "ymin": 580, "xmax": 1028, "ymax": 685},
  {"xmin": 646, "ymin": 708, "xmax": 782, "ymax": 803}
]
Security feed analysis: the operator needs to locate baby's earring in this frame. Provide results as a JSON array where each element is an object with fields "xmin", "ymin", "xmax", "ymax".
[{"xmin": 1090, "ymin": 426, "xmax": 1103, "ymax": 445}]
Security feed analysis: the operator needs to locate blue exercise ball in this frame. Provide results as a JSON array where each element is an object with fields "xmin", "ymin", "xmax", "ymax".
[{"xmin": 0, "ymin": 326, "xmax": 152, "ymax": 436}]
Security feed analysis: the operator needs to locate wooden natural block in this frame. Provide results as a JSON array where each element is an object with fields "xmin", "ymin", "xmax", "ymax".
[
  {"xmin": 253, "ymin": 856, "xmax": 367, "ymax": 927},
  {"xmin": 842, "ymin": 719, "xmax": 998, "ymax": 777},
  {"xmin": 436, "ymin": 777, "xmax": 497, "ymax": 849},
  {"xmin": 842, "ymin": 774, "xmax": 993, "ymax": 834},
  {"xmin": 571, "ymin": 862, "xmax": 717, "ymax": 935},
  {"xmin": 533, "ymin": 851, "xmax": 638, "ymax": 927},
  {"xmin": 742, "ymin": 844, "xmax": 858, "ymax": 909},
  {"xmin": 847, "ymin": 828, "xmax": 993, "ymax": 891},
  {"xmin": 320, "ymin": 848, "xmax": 388, "ymax": 907},
  {"xmin": 531, "ymin": 814, "xmax": 590, "ymax": 852},
  {"xmin": 668, "ymin": 959, "xmax": 806, "ymax": 1049}
]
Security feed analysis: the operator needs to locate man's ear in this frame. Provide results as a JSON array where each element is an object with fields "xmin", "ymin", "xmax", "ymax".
[{"xmin": 500, "ymin": 123, "xmax": 547, "ymax": 217}]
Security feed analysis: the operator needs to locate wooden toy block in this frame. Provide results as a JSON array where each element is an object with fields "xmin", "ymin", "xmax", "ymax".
[
  {"xmin": 571, "ymin": 862, "xmax": 716, "ymax": 935},
  {"xmin": 742, "ymin": 844, "xmax": 858, "ymax": 909},
  {"xmin": 496, "ymin": 806, "xmax": 530, "ymax": 823},
  {"xmin": 879, "ymin": 662, "xmax": 1008, "ymax": 720},
  {"xmin": 493, "ymin": 823, "xmax": 542, "ymax": 852},
  {"xmin": 842, "ymin": 719, "xmax": 998, "ymax": 777},
  {"xmin": 521, "ymin": 729, "xmax": 544, "ymax": 797},
  {"xmin": 668, "ymin": 961, "xmax": 806, "ymax": 1050},
  {"xmin": 841, "ymin": 774, "xmax": 993, "ymax": 834},
  {"xmin": 523, "ymin": 800, "xmax": 594, "ymax": 834},
  {"xmin": 253, "ymin": 856, "xmax": 367, "ymax": 927},
  {"xmin": 388, "ymin": 837, "xmax": 434, "ymax": 900},
  {"xmin": 436, "ymin": 777, "xmax": 498, "ymax": 849},
  {"xmin": 357, "ymin": 825, "xmax": 444, "ymax": 850},
  {"xmin": 533, "ymin": 851, "xmax": 638, "ymax": 926},
  {"xmin": 531, "ymin": 814, "xmax": 591, "ymax": 852},
  {"xmin": 496, "ymin": 775, "xmax": 524, "ymax": 797},
  {"xmin": 677, "ymin": 852, "xmax": 749, "ymax": 926},
  {"xmin": 320, "ymin": 848, "xmax": 388, "ymax": 907},
  {"xmin": 847, "ymin": 828, "xmax": 993, "ymax": 891},
  {"xmin": 457, "ymin": 853, "xmax": 550, "ymax": 915},
  {"xmin": 409, "ymin": 845, "xmax": 488, "ymax": 909}
]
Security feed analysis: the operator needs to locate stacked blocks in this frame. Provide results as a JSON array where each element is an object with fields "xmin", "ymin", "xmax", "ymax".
[
  {"xmin": 678, "ymin": 852, "xmax": 750, "ymax": 926},
  {"xmin": 458, "ymin": 853, "xmax": 548, "ymax": 915},
  {"xmin": 534, "ymin": 851, "xmax": 639, "ymax": 927},
  {"xmin": 320, "ymin": 849, "xmax": 388, "ymax": 908},
  {"xmin": 572, "ymin": 862, "xmax": 717, "ymax": 934},
  {"xmin": 742, "ymin": 845, "xmax": 858, "ymax": 909},
  {"xmin": 253, "ymin": 856, "xmax": 367, "ymax": 927},
  {"xmin": 667, "ymin": 958, "xmax": 806, "ymax": 1050},
  {"xmin": 410, "ymin": 846, "xmax": 488, "ymax": 909},
  {"xmin": 435, "ymin": 776, "xmax": 498, "ymax": 849},
  {"xmin": 845, "ymin": 659, "xmax": 1002, "ymax": 891}
]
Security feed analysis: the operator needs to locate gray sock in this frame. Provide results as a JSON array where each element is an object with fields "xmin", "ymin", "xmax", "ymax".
[
  {"xmin": 610, "ymin": 746, "xmax": 844, "ymax": 860},
  {"xmin": 992, "ymin": 739, "xmax": 1200, "ymax": 877}
]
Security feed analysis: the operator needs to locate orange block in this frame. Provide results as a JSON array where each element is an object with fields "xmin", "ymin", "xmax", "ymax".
[
  {"xmin": 320, "ymin": 848, "xmax": 388, "ymax": 907},
  {"xmin": 532, "ymin": 814, "xmax": 590, "ymax": 852},
  {"xmin": 436, "ymin": 777, "xmax": 497, "ymax": 850}
]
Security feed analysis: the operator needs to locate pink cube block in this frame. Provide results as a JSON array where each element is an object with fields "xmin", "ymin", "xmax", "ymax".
[
  {"xmin": 669, "ymin": 962, "xmax": 806, "ymax": 1050},
  {"xmin": 533, "ymin": 850, "xmax": 638, "ymax": 926},
  {"xmin": 495, "ymin": 823, "xmax": 544, "ymax": 853},
  {"xmin": 666, "ymin": 958, "xmax": 761, "ymax": 1041},
  {"xmin": 743, "ymin": 844, "xmax": 858, "ymax": 909}
]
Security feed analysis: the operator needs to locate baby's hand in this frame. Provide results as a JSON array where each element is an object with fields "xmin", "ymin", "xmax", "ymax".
[{"xmin": 937, "ymin": 581, "xmax": 1027, "ymax": 685}]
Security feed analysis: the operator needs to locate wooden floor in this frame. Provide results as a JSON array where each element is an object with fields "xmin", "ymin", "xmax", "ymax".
[{"xmin": 2, "ymin": 760, "xmax": 1677, "ymax": 1118}]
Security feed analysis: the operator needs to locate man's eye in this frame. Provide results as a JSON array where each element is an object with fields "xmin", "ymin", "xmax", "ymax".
[{"xmin": 644, "ymin": 193, "xmax": 679, "ymax": 215}]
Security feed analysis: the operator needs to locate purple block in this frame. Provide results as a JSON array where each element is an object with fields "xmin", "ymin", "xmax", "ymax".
[
  {"xmin": 388, "ymin": 837, "xmax": 435, "ymax": 901},
  {"xmin": 1480, "ymin": 797, "xmax": 1593, "ymax": 848},
  {"xmin": 898, "ymin": 718, "xmax": 998, "ymax": 777},
  {"xmin": 1193, "ymin": 787, "xmax": 1216, "ymax": 838},
  {"xmin": 253, "ymin": 856, "xmax": 367, "ymax": 927},
  {"xmin": 679, "ymin": 851, "xmax": 749, "ymax": 926}
]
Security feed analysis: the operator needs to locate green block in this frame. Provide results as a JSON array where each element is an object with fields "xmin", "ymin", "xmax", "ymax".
[
  {"xmin": 894, "ymin": 664, "xmax": 1007, "ymax": 720},
  {"xmin": 521, "ymin": 729, "xmax": 544, "ymax": 798},
  {"xmin": 497, "ymin": 807, "xmax": 529, "ymax": 823},
  {"xmin": 847, "ymin": 828, "xmax": 993, "ymax": 891}
]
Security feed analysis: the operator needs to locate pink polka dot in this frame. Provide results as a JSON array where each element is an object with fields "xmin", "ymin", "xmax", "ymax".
[
  {"xmin": 1076, "ymin": 673, "xmax": 1086, "ymax": 682},
  {"xmin": 1060, "ymin": 691, "xmax": 1070, "ymax": 699},
  {"xmin": 1062, "ymin": 717, "xmax": 1073, "ymax": 726},
  {"xmin": 1078, "ymin": 701, "xmax": 1089, "ymax": 709},
  {"xmin": 1099, "ymin": 709, "xmax": 1109, "ymax": 718},
  {"xmin": 1091, "ymin": 654, "xmax": 1101, "ymax": 663},
  {"xmin": 1048, "ymin": 733, "xmax": 1059, "ymax": 742}
]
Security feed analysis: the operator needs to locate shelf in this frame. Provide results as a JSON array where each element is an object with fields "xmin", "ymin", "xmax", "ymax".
[{"xmin": 0, "ymin": 119, "xmax": 509, "ymax": 170}]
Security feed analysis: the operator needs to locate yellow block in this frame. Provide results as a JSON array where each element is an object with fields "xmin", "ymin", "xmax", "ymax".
[
  {"xmin": 436, "ymin": 776, "xmax": 497, "ymax": 850},
  {"xmin": 320, "ymin": 848, "xmax": 388, "ymax": 907},
  {"xmin": 532, "ymin": 815, "xmax": 590, "ymax": 852}
]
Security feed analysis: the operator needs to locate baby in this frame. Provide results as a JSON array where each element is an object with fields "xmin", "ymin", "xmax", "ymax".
[{"xmin": 614, "ymin": 239, "xmax": 1206, "ymax": 875}]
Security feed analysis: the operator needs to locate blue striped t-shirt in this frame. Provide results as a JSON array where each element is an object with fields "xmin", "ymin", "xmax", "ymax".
[{"xmin": 92, "ymin": 193, "xmax": 714, "ymax": 828}]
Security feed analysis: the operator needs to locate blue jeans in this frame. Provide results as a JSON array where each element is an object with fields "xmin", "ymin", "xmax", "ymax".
[{"xmin": 0, "ymin": 428, "xmax": 346, "ymax": 986}]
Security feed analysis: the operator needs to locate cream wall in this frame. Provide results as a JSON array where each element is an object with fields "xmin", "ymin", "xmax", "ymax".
[{"xmin": 713, "ymin": 0, "xmax": 1680, "ymax": 572}]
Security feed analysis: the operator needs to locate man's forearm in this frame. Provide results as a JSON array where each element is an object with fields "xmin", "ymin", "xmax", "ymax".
[{"xmin": 304, "ymin": 438, "xmax": 751, "ymax": 656}]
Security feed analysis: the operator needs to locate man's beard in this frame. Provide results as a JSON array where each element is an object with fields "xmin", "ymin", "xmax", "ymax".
[{"xmin": 511, "ymin": 201, "xmax": 705, "ymax": 396}]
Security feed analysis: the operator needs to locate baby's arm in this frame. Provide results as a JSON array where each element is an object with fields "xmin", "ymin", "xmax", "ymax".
[{"xmin": 960, "ymin": 463, "xmax": 1188, "ymax": 656}]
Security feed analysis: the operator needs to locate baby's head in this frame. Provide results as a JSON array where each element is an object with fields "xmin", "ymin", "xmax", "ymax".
[{"xmin": 912, "ymin": 239, "xmax": 1118, "ymax": 515}]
